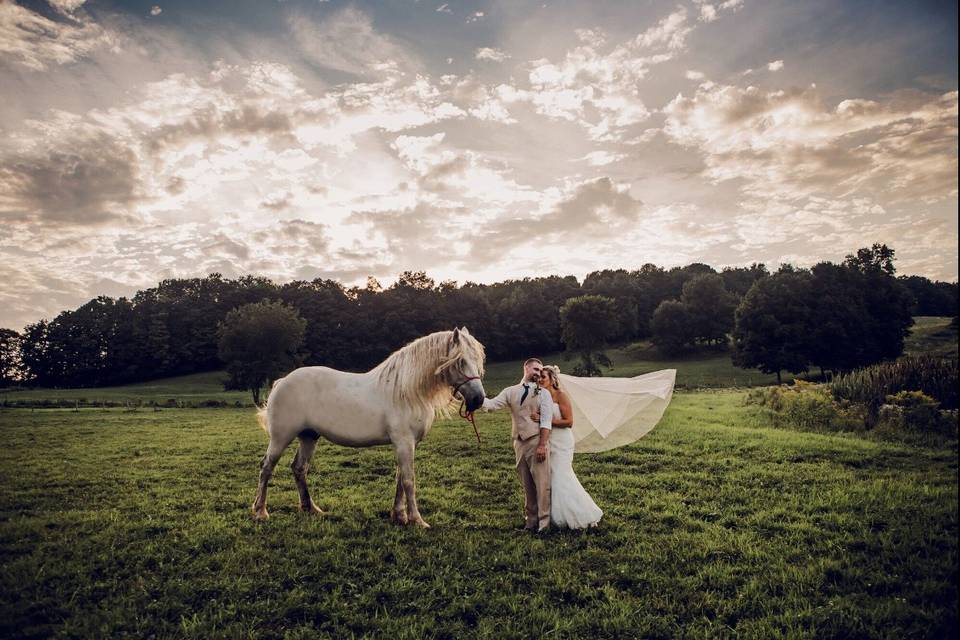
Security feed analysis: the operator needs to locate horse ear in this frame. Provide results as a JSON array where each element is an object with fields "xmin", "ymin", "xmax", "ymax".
[
  {"xmin": 452, "ymin": 327, "xmax": 461, "ymax": 344},
  {"xmin": 460, "ymin": 326, "xmax": 471, "ymax": 336}
]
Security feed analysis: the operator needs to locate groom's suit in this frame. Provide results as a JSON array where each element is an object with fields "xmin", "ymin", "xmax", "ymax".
[{"xmin": 483, "ymin": 382, "xmax": 554, "ymax": 530}]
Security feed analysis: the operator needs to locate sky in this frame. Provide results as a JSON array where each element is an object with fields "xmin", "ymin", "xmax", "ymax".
[{"xmin": 1, "ymin": 0, "xmax": 957, "ymax": 331}]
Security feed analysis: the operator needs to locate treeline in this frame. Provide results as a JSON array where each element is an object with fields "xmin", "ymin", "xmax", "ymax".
[{"xmin": 0, "ymin": 247, "xmax": 956, "ymax": 388}]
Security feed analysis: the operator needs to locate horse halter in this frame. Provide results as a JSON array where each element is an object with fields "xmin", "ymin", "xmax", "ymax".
[
  {"xmin": 450, "ymin": 375, "xmax": 482, "ymax": 447},
  {"xmin": 451, "ymin": 375, "xmax": 481, "ymax": 398}
]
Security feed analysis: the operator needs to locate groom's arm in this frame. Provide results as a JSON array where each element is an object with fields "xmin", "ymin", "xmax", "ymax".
[
  {"xmin": 481, "ymin": 388, "xmax": 510, "ymax": 412},
  {"xmin": 537, "ymin": 392, "xmax": 554, "ymax": 431},
  {"xmin": 535, "ymin": 391, "xmax": 553, "ymax": 462}
]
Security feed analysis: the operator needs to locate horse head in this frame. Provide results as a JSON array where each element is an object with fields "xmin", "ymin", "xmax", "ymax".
[{"xmin": 441, "ymin": 327, "xmax": 486, "ymax": 412}]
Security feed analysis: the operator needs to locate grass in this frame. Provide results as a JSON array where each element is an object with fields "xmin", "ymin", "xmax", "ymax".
[
  {"xmin": 1, "ymin": 392, "xmax": 956, "ymax": 638},
  {"xmin": 904, "ymin": 316, "xmax": 958, "ymax": 359},
  {"xmin": 0, "ymin": 370, "xmax": 250, "ymax": 406}
]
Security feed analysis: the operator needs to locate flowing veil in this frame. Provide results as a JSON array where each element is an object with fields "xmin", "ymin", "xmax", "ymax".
[{"xmin": 558, "ymin": 369, "xmax": 676, "ymax": 453}]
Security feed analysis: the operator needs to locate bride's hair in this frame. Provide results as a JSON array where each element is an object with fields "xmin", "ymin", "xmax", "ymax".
[{"xmin": 543, "ymin": 365, "xmax": 561, "ymax": 389}]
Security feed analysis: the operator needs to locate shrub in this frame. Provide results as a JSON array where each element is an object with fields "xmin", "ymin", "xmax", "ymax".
[
  {"xmin": 830, "ymin": 355, "xmax": 958, "ymax": 424},
  {"xmin": 746, "ymin": 381, "xmax": 864, "ymax": 433},
  {"xmin": 877, "ymin": 391, "xmax": 957, "ymax": 437}
]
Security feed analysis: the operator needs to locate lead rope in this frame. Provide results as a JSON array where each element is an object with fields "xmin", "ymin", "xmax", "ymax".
[{"xmin": 459, "ymin": 399, "xmax": 481, "ymax": 447}]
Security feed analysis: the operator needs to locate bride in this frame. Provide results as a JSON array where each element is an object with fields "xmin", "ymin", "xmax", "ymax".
[{"xmin": 539, "ymin": 365, "xmax": 603, "ymax": 529}]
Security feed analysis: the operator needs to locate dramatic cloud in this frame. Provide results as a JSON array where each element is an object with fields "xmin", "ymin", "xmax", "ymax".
[
  {"xmin": 662, "ymin": 83, "xmax": 958, "ymax": 204},
  {"xmin": 287, "ymin": 6, "xmax": 417, "ymax": 77},
  {"xmin": 0, "ymin": 1, "xmax": 120, "ymax": 71},
  {"xmin": 0, "ymin": 126, "xmax": 140, "ymax": 225},
  {"xmin": 0, "ymin": 0, "xmax": 956, "ymax": 330}
]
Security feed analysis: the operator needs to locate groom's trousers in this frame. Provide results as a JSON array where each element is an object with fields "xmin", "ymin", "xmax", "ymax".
[{"xmin": 514, "ymin": 435, "xmax": 551, "ymax": 530}]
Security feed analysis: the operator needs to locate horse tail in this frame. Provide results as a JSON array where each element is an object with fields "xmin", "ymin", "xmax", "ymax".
[
  {"xmin": 256, "ymin": 378, "xmax": 282, "ymax": 433},
  {"xmin": 256, "ymin": 404, "xmax": 269, "ymax": 433}
]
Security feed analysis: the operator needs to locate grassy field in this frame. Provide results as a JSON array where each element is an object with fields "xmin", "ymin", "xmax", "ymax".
[
  {"xmin": 904, "ymin": 316, "xmax": 958, "ymax": 358},
  {"xmin": 1, "ymin": 392, "xmax": 956, "ymax": 638}
]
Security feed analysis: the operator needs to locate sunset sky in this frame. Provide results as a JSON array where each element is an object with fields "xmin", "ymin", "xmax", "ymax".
[{"xmin": 1, "ymin": 0, "xmax": 957, "ymax": 331}]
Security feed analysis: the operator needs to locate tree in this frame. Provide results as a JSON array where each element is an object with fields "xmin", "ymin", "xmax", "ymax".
[
  {"xmin": 217, "ymin": 300, "xmax": 306, "ymax": 405},
  {"xmin": 650, "ymin": 300, "xmax": 697, "ymax": 355},
  {"xmin": 720, "ymin": 263, "xmax": 769, "ymax": 297},
  {"xmin": 680, "ymin": 274, "xmax": 737, "ymax": 346},
  {"xmin": 0, "ymin": 329, "xmax": 22, "ymax": 385},
  {"xmin": 559, "ymin": 295, "xmax": 619, "ymax": 376},
  {"xmin": 732, "ymin": 271, "xmax": 813, "ymax": 384},
  {"xmin": 844, "ymin": 243, "xmax": 896, "ymax": 276}
]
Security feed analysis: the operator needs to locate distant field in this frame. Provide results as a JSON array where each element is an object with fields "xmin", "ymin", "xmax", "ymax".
[
  {"xmin": 904, "ymin": 316, "xmax": 958, "ymax": 358},
  {"xmin": 0, "ymin": 392, "xmax": 956, "ymax": 638}
]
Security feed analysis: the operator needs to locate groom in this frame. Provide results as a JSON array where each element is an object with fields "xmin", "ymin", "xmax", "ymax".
[{"xmin": 482, "ymin": 357, "xmax": 555, "ymax": 532}]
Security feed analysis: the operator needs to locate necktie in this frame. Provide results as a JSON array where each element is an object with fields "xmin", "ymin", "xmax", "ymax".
[{"xmin": 520, "ymin": 384, "xmax": 530, "ymax": 405}]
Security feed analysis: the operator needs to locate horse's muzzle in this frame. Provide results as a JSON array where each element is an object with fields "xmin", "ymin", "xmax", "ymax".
[{"xmin": 464, "ymin": 393, "xmax": 484, "ymax": 413}]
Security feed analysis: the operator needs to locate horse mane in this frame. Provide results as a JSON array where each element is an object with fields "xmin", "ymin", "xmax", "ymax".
[{"xmin": 372, "ymin": 329, "xmax": 486, "ymax": 417}]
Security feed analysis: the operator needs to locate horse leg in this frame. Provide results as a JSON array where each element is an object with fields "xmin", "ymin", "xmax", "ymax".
[
  {"xmin": 292, "ymin": 434, "xmax": 324, "ymax": 515},
  {"xmin": 395, "ymin": 441, "xmax": 429, "ymax": 528},
  {"xmin": 252, "ymin": 435, "xmax": 293, "ymax": 520},
  {"xmin": 390, "ymin": 467, "xmax": 408, "ymax": 525}
]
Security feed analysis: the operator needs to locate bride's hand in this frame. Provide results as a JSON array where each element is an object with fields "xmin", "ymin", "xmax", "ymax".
[{"xmin": 531, "ymin": 411, "xmax": 540, "ymax": 421}]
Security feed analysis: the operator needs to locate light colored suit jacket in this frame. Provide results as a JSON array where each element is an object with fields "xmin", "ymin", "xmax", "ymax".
[{"xmin": 482, "ymin": 382, "xmax": 554, "ymax": 441}]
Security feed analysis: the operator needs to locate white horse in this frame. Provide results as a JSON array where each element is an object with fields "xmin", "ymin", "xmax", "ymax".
[{"xmin": 252, "ymin": 327, "xmax": 486, "ymax": 527}]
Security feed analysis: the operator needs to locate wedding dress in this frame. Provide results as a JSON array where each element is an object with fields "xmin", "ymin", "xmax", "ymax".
[
  {"xmin": 549, "ymin": 369, "xmax": 676, "ymax": 529},
  {"xmin": 550, "ymin": 425, "xmax": 603, "ymax": 529}
]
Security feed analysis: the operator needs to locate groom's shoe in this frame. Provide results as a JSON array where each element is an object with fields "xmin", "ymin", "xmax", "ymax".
[{"xmin": 535, "ymin": 525, "xmax": 551, "ymax": 535}]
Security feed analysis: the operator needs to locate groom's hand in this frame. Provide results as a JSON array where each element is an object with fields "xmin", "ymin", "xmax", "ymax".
[{"xmin": 536, "ymin": 444, "xmax": 547, "ymax": 462}]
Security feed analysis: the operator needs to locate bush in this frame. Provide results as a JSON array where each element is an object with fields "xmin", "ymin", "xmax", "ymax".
[
  {"xmin": 746, "ymin": 381, "xmax": 864, "ymax": 433},
  {"xmin": 877, "ymin": 391, "xmax": 957, "ymax": 437},
  {"xmin": 830, "ymin": 355, "xmax": 958, "ymax": 424}
]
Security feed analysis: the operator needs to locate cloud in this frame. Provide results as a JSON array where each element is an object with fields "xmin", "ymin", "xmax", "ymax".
[
  {"xmin": 636, "ymin": 7, "xmax": 692, "ymax": 51},
  {"xmin": 475, "ymin": 47, "xmax": 510, "ymax": 62},
  {"xmin": 767, "ymin": 59, "xmax": 784, "ymax": 71},
  {"xmin": 663, "ymin": 83, "xmax": 958, "ymax": 205},
  {"xmin": 661, "ymin": 82, "xmax": 957, "ymax": 264},
  {"xmin": 0, "ymin": 1, "xmax": 120, "ymax": 71},
  {"xmin": 685, "ymin": 70, "xmax": 706, "ymax": 80},
  {"xmin": 150, "ymin": 6, "xmax": 163, "ymax": 17},
  {"xmin": 488, "ymin": 11, "xmax": 702, "ymax": 142},
  {"xmin": 694, "ymin": 0, "xmax": 745, "ymax": 23},
  {"xmin": 287, "ymin": 6, "xmax": 416, "ymax": 77},
  {"xmin": 579, "ymin": 151, "xmax": 627, "ymax": 166},
  {"xmin": 436, "ymin": 4, "xmax": 451, "ymax": 13},
  {"xmin": 48, "ymin": 0, "xmax": 88, "ymax": 14},
  {"xmin": 0, "ymin": 127, "xmax": 140, "ymax": 225},
  {"xmin": 468, "ymin": 177, "xmax": 643, "ymax": 262}
]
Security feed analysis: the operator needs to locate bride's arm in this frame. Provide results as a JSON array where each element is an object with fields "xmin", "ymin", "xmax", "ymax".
[{"xmin": 552, "ymin": 392, "xmax": 573, "ymax": 428}]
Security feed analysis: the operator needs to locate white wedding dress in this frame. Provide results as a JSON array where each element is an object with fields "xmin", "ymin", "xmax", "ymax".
[
  {"xmin": 549, "ymin": 370, "xmax": 677, "ymax": 529},
  {"xmin": 550, "ymin": 425, "xmax": 603, "ymax": 529}
]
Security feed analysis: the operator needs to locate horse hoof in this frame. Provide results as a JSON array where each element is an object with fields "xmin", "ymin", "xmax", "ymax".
[
  {"xmin": 252, "ymin": 508, "xmax": 270, "ymax": 521},
  {"xmin": 390, "ymin": 511, "xmax": 409, "ymax": 525},
  {"xmin": 413, "ymin": 518, "xmax": 431, "ymax": 529},
  {"xmin": 299, "ymin": 503, "xmax": 325, "ymax": 516}
]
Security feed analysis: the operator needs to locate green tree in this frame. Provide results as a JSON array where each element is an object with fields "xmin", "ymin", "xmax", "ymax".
[
  {"xmin": 0, "ymin": 329, "xmax": 22, "ymax": 385},
  {"xmin": 732, "ymin": 271, "xmax": 813, "ymax": 384},
  {"xmin": 217, "ymin": 300, "xmax": 306, "ymax": 405},
  {"xmin": 650, "ymin": 300, "xmax": 697, "ymax": 355},
  {"xmin": 844, "ymin": 243, "xmax": 896, "ymax": 276},
  {"xmin": 680, "ymin": 273, "xmax": 737, "ymax": 346},
  {"xmin": 559, "ymin": 295, "xmax": 619, "ymax": 376}
]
